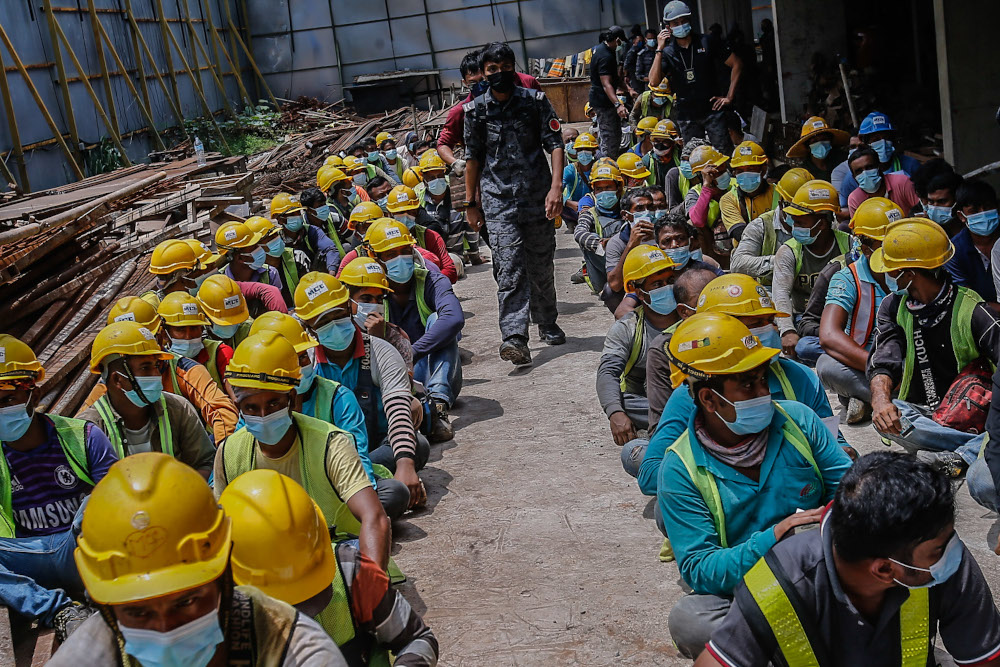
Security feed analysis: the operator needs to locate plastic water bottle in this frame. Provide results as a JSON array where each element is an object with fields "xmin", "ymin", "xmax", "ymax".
[{"xmin": 194, "ymin": 136, "xmax": 206, "ymax": 166}]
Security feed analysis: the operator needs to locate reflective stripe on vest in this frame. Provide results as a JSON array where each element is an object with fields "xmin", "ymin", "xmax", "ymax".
[
  {"xmin": 760, "ymin": 209, "xmax": 779, "ymax": 258},
  {"xmin": 222, "ymin": 412, "xmax": 362, "ymax": 538},
  {"xmin": 666, "ymin": 403, "xmax": 820, "ymax": 548},
  {"xmin": 769, "ymin": 362, "xmax": 796, "ymax": 401},
  {"xmin": 318, "ymin": 547, "xmax": 356, "ymax": 646},
  {"xmin": 789, "ymin": 229, "xmax": 852, "ymax": 276},
  {"xmin": 311, "ymin": 376, "xmax": 341, "ymax": 425},
  {"xmin": 691, "ymin": 184, "xmax": 722, "ymax": 228},
  {"xmin": 743, "ymin": 557, "xmax": 929, "ymax": 666},
  {"xmin": 203, "ymin": 338, "xmax": 223, "ymax": 390},
  {"xmin": 679, "ymin": 173, "xmax": 691, "ymax": 199},
  {"xmin": 0, "ymin": 415, "xmax": 92, "ymax": 538},
  {"xmin": 848, "ymin": 262, "xmax": 877, "ymax": 348},
  {"xmin": 737, "ymin": 186, "xmax": 780, "ymax": 227},
  {"xmin": 280, "ymin": 248, "xmax": 301, "ymax": 298},
  {"xmin": 898, "ymin": 286, "xmax": 982, "ymax": 402},
  {"xmin": 620, "ymin": 308, "xmax": 646, "ymax": 392},
  {"xmin": 384, "ymin": 266, "xmax": 433, "ymax": 327},
  {"xmin": 564, "ymin": 166, "xmax": 582, "ymax": 202},
  {"xmin": 166, "ymin": 356, "xmax": 182, "ymax": 394},
  {"xmin": 414, "ymin": 225, "xmax": 427, "ymax": 249},
  {"xmin": 93, "ymin": 394, "xmax": 174, "ymax": 459}
]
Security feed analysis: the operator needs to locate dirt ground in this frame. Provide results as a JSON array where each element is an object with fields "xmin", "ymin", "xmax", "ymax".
[{"xmin": 392, "ymin": 221, "xmax": 1000, "ymax": 666}]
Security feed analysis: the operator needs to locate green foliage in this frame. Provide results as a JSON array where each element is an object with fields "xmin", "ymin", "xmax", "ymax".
[
  {"xmin": 183, "ymin": 105, "xmax": 285, "ymax": 157},
  {"xmin": 84, "ymin": 138, "xmax": 126, "ymax": 176}
]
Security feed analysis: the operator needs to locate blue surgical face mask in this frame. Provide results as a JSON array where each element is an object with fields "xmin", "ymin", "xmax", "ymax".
[
  {"xmin": 577, "ymin": 151, "xmax": 595, "ymax": 166},
  {"xmin": 632, "ymin": 211, "xmax": 654, "ymax": 226},
  {"xmin": 891, "ymin": 533, "xmax": 963, "ymax": 589},
  {"xmin": 377, "ymin": 196, "xmax": 389, "ymax": 211},
  {"xmin": 353, "ymin": 173, "xmax": 367, "ymax": 187},
  {"xmin": 857, "ymin": 168, "xmax": 882, "ymax": 194},
  {"xmin": 0, "ymin": 402, "xmax": 33, "ymax": 442},
  {"xmin": 645, "ymin": 284, "xmax": 676, "ymax": 314},
  {"xmin": 809, "ymin": 140, "xmax": 832, "ymax": 159},
  {"xmin": 671, "ymin": 22, "xmax": 692, "ymax": 39},
  {"xmin": 691, "ymin": 248, "xmax": 703, "ymax": 261},
  {"xmin": 385, "ymin": 149, "xmax": 398, "ymax": 161},
  {"xmin": 168, "ymin": 336, "xmax": 204, "ymax": 359},
  {"xmin": 394, "ymin": 213, "xmax": 416, "ymax": 230},
  {"xmin": 653, "ymin": 209, "xmax": 668, "ymax": 223},
  {"xmin": 565, "ymin": 142, "xmax": 577, "ymax": 158},
  {"xmin": 427, "ymin": 178, "xmax": 448, "ymax": 196},
  {"xmin": 285, "ymin": 214, "xmax": 305, "ymax": 232},
  {"xmin": 791, "ymin": 224, "xmax": 818, "ymax": 245},
  {"xmin": 713, "ymin": 392, "xmax": 774, "ymax": 435},
  {"xmin": 736, "ymin": 172, "xmax": 762, "ymax": 193},
  {"xmin": 118, "ymin": 603, "xmax": 224, "ymax": 667},
  {"xmin": 265, "ymin": 236, "xmax": 285, "ymax": 258},
  {"xmin": 885, "ymin": 273, "xmax": 900, "ymax": 293},
  {"xmin": 353, "ymin": 301, "xmax": 384, "ymax": 328},
  {"xmin": 646, "ymin": 38, "xmax": 656, "ymax": 48},
  {"xmin": 871, "ymin": 138, "xmax": 894, "ymax": 164},
  {"xmin": 652, "ymin": 95, "xmax": 667, "ymax": 107},
  {"xmin": 715, "ymin": 172, "xmax": 732, "ymax": 190},
  {"xmin": 247, "ymin": 247, "xmax": 267, "ymax": 270},
  {"xmin": 243, "ymin": 408, "xmax": 294, "ymax": 446},
  {"xmin": 367, "ymin": 150, "xmax": 381, "ymax": 163},
  {"xmin": 211, "ymin": 322, "xmax": 240, "ymax": 340},
  {"xmin": 596, "ymin": 190, "xmax": 619, "ymax": 210},
  {"xmin": 966, "ymin": 209, "xmax": 1000, "ymax": 237},
  {"xmin": 925, "ymin": 204, "xmax": 951, "ymax": 225},
  {"xmin": 315, "ymin": 316, "xmax": 356, "ymax": 351},
  {"xmin": 750, "ymin": 324, "xmax": 781, "ymax": 350},
  {"xmin": 121, "ymin": 374, "xmax": 164, "ymax": 408},
  {"xmin": 314, "ymin": 205, "xmax": 330, "ymax": 221},
  {"xmin": 664, "ymin": 245, "xmax": 691, "ymax": 269},
  {"xmin": 679, "ymin": 160, "xmax": 695, "ymax": 179},
  {"xmin": 385, "ymin": 255, "xmax": 415, "ymax": 283},
  {"xmin": 297, "ymin": 362, "xmax": 316, "ymax": 394}
]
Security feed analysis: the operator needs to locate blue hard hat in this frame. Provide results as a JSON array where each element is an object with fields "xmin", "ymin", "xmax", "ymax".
[
  {"xmin": 663, "ymin": 0, "xmax": 692, "ymax": 22},
  {"xmin": 859, "ymin": 111, "xmax": 894, "ymax": 135}
]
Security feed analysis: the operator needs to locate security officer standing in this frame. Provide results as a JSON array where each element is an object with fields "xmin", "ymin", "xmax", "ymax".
[
  {"xmin": 464, "ymin": 41, "xmax": 566, "ymax": 365},
  {"xmin": 589, "ymin": 25, "xmax": 629, "ymax": 159}
]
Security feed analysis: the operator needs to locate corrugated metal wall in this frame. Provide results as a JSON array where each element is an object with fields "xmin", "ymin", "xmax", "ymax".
[{"xmin": 246, "ymin": 0, "xmax": 647, "ymax": 102}]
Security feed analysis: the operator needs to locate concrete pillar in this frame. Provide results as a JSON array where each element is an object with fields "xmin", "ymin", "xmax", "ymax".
[{"xmin": 934, "ymin": 0, "xmax": 1000, "ymax": 175}]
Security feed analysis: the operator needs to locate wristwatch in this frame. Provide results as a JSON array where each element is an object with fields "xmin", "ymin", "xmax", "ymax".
[{"xmin": 461, "ymin": 200, "xmax": 478, "ymax": 208}]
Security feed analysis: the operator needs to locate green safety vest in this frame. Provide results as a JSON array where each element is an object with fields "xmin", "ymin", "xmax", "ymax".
[
  {"xmin": 619, "ymin": 309, "xmax": 678, "ymax": 392},
  {"xmin": 736, "ymin": 187, "xmax": 780, "ymax": 228},
  {"xmin": 638, "ymin": 91, "xmax": 671, "ymax": 119},
  {"xmin": 743, "ymin": 555, "xmax": 929, "ymax": 666},
  {"xmin": 679, "ymin": 172, "xmax": 691, "ymax": 199},
  {"xmin": 898, "ymin": 286, "xmax": 983, "ymax": 402},
  {"xmin": 0, "ymin": 415, "xmax": 92, "ymax": 538},
  {"xmin": 384, "ymin": 266, "xmax": 433, "ymax": 327},
  {"xmin": 93, "ymin": 394, "xmax": 174, "ymax": 460},
  {"xmin": 769, "ymin": 361, "xmax": 796, "ymax": 402},
  {"xmin": 280, "ymin": 248, "xmax": 300, "ymax": 299},
  {"xmin": 760, "ymin": 209, "xmax": 781, "ymax": 259},
  {"xmin": 666, "ymin": 402, "xmax": 819, "ymax": 548},
  {"xmin": 690, "ymin": 183, "xmax": 723, "ymax": 228},
  {"xmin": 787, "ymin": 229, "xmax": 852, "ymax": 276},
  {"xmin": 202, "ymin": 339, "xmax": 224, "ymax": 391},
  {"xmin": 222, "ymin": 412, "xmax": 362, "ymax": 539},
  {"xmin": 413, "ymin": 224, "xmax": 427, "ymax": 249}
]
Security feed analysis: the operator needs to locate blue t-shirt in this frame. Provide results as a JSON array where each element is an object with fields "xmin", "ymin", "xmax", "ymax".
[
  {"xmin": 302, "ymin": 380, "xmax": 376, "ymax": 485},
  {"xmin": 562, "ymin": 165, "xmax": 591, "ymax": 203},
  {"xmin": 825, "ymin": 255, "xmax": 887, "ymax": 346}
]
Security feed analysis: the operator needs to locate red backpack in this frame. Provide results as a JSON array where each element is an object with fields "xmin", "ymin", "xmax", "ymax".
[{"xmin": 931, "ymin": 360, "xmax": 993, "ymax": 434}]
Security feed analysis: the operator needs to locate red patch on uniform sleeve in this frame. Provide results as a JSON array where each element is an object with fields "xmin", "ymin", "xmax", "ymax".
[{"xmin": 549, "ymin": 118, "xmax": 561, "ymax": 132}]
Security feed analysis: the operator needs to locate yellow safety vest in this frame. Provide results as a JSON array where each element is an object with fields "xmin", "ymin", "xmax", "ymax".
[{"xmin": 93, "ymin": 394, "xmax": 174, "ymax": 459}]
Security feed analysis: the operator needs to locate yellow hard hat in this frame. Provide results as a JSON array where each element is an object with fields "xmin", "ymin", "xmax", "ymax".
[
  {"xmin": 666, "ymin": 312, "xmax": 779, "ymax": 388},
  {"xmin": 89, "ymin": 321, "xmax": 171, "ymax": 374},
  {"xmin": 294, "ymin": 272, "xmax": 350, "ymax": 321},
  {"xmin": 617, "ymin": 152, "xmax": 652, "ymax": 179},
  {"xmin": 74, "ymin": 452, "xmax": 232, "ymax": 604},
  {"xmin": 386, "ymin": 185, "xmax": 420, "ymax": 213},
  {"xmin": 270, "ymin": 192, "xmax": 305, "ymax": 217},
  {"xmin": 107, "ymin": 296, "xmax": 162, "ymax": 334},
  {"xmin": 348, "ymin": 201, "xmax": 385, "ymax": 231},
  {"xmin": 215, "ymin": 221, "xmax": 262, "ymax": 252},
  {"xmin": 196, "ymin": 274, "xmax": 250, "ymax": 326},
  {"xmin": 342, "ymin": 155, "xmax": 366, "ymax": 175},
  {"xmin": 339, "ymin": 256, "xmax": 393, "ymax": 292},
  {"xmin": 785, "ymin": 115, "xmax": 850, "ymax": 159},
  {"xmin": 594, "ymin": 156, "xmax": 617, "ymax": 171},
  {"xmin": 589, "ymin": 162, "xmax": 623, "ymax": 186},
  {"xmin": 785, "ymin": 179, "xmax": 840, "ymax": 216},
  {"xmin": 402, "ymin": 167, "xmax": 422, "ymax": 189},
  {"xmin": 696, "ymin": 274, "xmax": 789, "ymax": 318},
  {"xmin": 219, "ymin": 470, "xmax": 335, "ymax": 605},
  {"xmin": 774, "ymin": 167, "xmax": 813, "ymax": 202},
  {"xmin": 689, "ymin": 145, "xmax": 729, "ymax": 174},
  {"xmin": 184, "ymin": 239, "xmax": 223, "ymax": 269},
  {"xmin": 730, "ymin": 141, "xmax": 768, "ymax": 168},
  {"xmin": 650, "ymin": 119, "xmax": 679, "ymax": 140},
  {"xmin": 622, "ymin": 244, "xmax": 675, "ymax": 292},
  {"xmin": 0, "ymin": 334, "xmax": 44, "ymax": 388},
  {"xmin": 227, "ymin": 331, "xmax": 300, "ymax": 391},
  {"xmin": 150, "ymin": 239, "xmax": 198, "ymax": 275},
  {"xmin": 365, "ymin": 218, "xmax": 417, "ymax": 254},
  {"xmin": 249, "ymin": 312, "xmax": 317, "ymax": 354},
  {"xmin": 573, "ymin": 132, "xmax": 599, "ymax": 150},
  {"xmin": 317, "ymin": 165, "xmax": 350, "ymax": 193},
  {"xmin": 869, "ymin": 219, "xmax": 955, "ymax": 273},
  {"xmin": 850, "ymin": 197, "xmax": 904, "ymax": 240},
  {"xmin": 245, "ymin": 215, "xmax": 279, "ymax": 240},
  {"xmin": 376, "ymin": 131, "xmax": 395, "ymax": 147},
  {"xmin": 648, "ymin": 79, "xmax": 672, "ymax": 96},
  {"xmin": 418, "ymin": 151, "xmax": 446, "ymax": 173},
  {"xmin": 157, "ymin": 292, "xmax": 209, "ymax": 328},
  {"xmin": 324, "ymin": 155, "xmax": 344, "ymax": 169},
  {"xmin": 636, "ymin": 116, "xmax": 660, "ymax": 137}
]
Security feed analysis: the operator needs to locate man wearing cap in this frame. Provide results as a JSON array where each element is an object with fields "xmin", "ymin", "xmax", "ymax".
[
  {"xmin": 650, "ymin": 1, "xmax": 743, "ymax": 152},
  {"xmin": 0, "ymin": 334, "xmax": 117, "ymax": 638},
  {"xmin": 657, "ymin": 313, "xmax": 851, "ymax": 657},
  {"xmin": 719, "ymin": 141, "xmax": 778, "ymax": 243},
  {"xmin": 868, "ymin": 219, "xmax": 1000, "ymax": 478},
  {"xmin": 838, "ymin": 111, "xmax": 921, "ymax": 206},
  {"xmin": 846, "ymin": 145, "xmax": 920, "ymax": 217},
  {"xmin": 785, "ymin": 116, "xmax": 851, "ymax": 183},
  {"xmin": 817, "ymin": 198, "xmax": 901, "ymax": 424}
]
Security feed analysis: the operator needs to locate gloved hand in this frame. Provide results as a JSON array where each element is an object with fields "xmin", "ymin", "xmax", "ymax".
[{"xmin": 450, "ymin": 159, "xmax": 467, "ymax": 177}]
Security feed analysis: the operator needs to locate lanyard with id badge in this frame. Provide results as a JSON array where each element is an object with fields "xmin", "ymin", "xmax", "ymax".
[{"xmin": 678, "ymin": 43, "xmax": 695, "ymax": 83}]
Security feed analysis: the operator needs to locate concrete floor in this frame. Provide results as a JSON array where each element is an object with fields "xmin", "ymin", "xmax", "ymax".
[{"xmin": 393, "ymin": 225, "xmax": 1000, "ymax": 665}]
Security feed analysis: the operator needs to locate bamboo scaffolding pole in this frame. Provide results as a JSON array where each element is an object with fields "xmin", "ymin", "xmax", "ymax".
[
  {"xmin": 0, "ymin": 48, "xmax": 30, "ymax": 190},
  {"xmin": 124, "ymin": 0, "xmax": 187, "ymax": 134},
  {"xmin": 180, "ymin": 0, "xmax": 235, "ymax": 119},
  {"xmin": 153, "ymin": 0, "xmax": 182, "ymax": 107},
  {"xmin": 41, "ymin": 0, "xmax": 83, "ymax": 167},
  {"xmin": 87, "ymin": 0, "xmax": 121, "ymax": 137},
  {"xmin": 224, "ymin": 13, "xmax": 278, "ymax": 109},
  {"xmin": 162, "ymin": 19, "xmax": 231, "ymax": 151}
]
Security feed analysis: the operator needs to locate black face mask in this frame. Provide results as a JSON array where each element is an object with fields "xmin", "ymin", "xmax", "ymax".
[
  {"xmin": 487, "ymin": 70, "xmax": 516, "ymax": 94},
  {"xmin": 470, "ymin": 80, "xmax": 490, "ymax": 97}
]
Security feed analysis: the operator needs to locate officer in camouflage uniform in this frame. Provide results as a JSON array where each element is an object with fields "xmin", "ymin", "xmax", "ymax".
[{"xmin": 464, "ymin": 42, "xmax": 566, "ymax": 365}]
